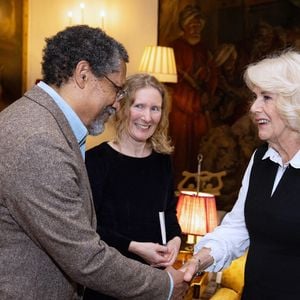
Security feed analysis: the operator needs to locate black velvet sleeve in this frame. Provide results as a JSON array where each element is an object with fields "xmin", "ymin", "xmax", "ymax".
[
  {"xmin": 85, "ymin": 144, "xmax": 132, "ymax": 254},
  {"xmin": 164, "ymin": 156, "xmax": 182, "ymax": 241}
]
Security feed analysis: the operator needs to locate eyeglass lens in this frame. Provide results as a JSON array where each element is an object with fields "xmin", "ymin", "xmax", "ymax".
[{"xmin": 103, "ymin": 75, "xmax": 126, "ymax": 101}]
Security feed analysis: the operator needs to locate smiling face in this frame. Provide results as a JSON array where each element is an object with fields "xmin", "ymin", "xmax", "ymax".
[
  {"xmin": 250, "ymin": 86, "xmax": 291, "ymax": 147},
  {"xmin": 86, "ymin": 62, "xmax": 127, "ymax": 136},
  {"xmin": 88, "ymin": 106, "xmax": 116, "ymax": 136},
  {"xmin": 61, "ymin": 59, "xmax": 127, "ymax": 137},
  {"xmin": 125, "ymin": 87, "xmax": 163, "ymax": 144}
]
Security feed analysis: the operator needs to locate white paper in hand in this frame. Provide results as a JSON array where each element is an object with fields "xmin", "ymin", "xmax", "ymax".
[{"xmin": 159, "ymin": 211, "xmax": 167, "ymax": 245}]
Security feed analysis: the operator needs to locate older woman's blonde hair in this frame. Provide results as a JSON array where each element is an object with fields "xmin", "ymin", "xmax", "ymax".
[
  {"xmin": 244, "ymin": 49, "xmax": 300, "ymax": 132},
  {"xmin": 112, "ymin": 73, "xmax": 174, "ymax": 154}
]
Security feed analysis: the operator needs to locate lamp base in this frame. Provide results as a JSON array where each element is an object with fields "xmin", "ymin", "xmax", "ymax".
[
  {"xmin": 182, "ymin": 234, "xmax": 197, "ymax": 252},
  {"xmin": 182, "ymin": 234, "xmax": 203, "ymax": 253},
  {"xmin": 184, "ymin": 244, "xmax": 194, "ymax": 253}
]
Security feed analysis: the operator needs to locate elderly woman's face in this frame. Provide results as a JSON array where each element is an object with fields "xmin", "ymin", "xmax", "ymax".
[{"xmin": 250, "ymin": 86, "xmax": 289, "ymax": 146}]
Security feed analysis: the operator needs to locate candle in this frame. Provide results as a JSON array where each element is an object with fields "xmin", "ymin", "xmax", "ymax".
[
  {"xmin": 100, "ymin": 10, "xmax": 105, "ymax": 30},
  {"xmin": 67, "ymin": 11, "xmax": 73, "ymax": 26},
  {"xmin": 80, "ymin": 3, "xmax": 85, "ymax": 24}
]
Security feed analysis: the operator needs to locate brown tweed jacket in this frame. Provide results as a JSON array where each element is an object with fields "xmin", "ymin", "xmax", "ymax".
[{"xmin": 0, "ymin": 86, "xmax": 170, "ymax": 299}]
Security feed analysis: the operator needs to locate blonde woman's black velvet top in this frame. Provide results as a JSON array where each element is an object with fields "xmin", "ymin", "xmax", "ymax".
[{"xmin": 85, "ymin": 142, "xmax": 181, "ymax": 263}]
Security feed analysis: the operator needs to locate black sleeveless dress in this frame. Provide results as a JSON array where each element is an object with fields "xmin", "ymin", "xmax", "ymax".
[{"xmin": 243, "ymin": 144, "xmax": 300, "ymax": 300}]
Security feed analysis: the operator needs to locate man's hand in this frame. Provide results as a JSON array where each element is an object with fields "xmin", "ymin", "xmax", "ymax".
[
  {"xmin": 178, "ymin": 257, "xmax": 199, "ymax": 282},
  {"xmin": 165, "ymin": 266, "xmax": 189, "ymax": 299}
]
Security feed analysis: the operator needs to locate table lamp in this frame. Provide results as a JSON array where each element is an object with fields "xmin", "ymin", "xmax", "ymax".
[
  {"xmin": 177, "ymin": 190, "xmax": 218, "ymax": 245},
  {"xmin": 138, "ymin": 46, "xmax": 177, "ymax": 83},
  {"xmin": 176, "ymin": 154, "xmax": 218, "ymax": 251}
]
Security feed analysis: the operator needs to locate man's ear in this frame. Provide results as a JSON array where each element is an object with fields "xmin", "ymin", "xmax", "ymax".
[{"xmin": 74, "ymin": 60, "xmax": 90, "ymax": 89}]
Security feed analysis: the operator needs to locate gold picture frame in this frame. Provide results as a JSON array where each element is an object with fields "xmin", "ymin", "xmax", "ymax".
[{"xmin": 0, "ymin": 0, "xmax": 28, "ymax": 110}]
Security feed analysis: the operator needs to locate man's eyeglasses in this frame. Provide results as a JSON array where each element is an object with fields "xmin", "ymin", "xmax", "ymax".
[{"xmin": 102, "ymin": 75, "xmax": 127, "ymax": 101}]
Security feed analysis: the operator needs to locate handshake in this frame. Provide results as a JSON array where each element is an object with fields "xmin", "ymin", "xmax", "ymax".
[{"xmin": 166, "ymin": 248, "xmax": 214, "ymax": 300}]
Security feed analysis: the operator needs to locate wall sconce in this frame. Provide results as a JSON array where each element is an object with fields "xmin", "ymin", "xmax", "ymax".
[
  {"xmin": 66, "ymin": 3, "xmax": 106, "ymax": 29},
  {"xmin": 138, "ymin": 46, "xmax": 177, "ymax": 83}
]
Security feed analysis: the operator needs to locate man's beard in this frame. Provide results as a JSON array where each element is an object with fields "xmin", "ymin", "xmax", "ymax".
[{"xmin": 88, "ymin": 106, "xmax": 116, "ymax": 136}]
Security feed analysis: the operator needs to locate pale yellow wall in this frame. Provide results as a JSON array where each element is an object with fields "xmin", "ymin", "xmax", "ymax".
[{"xmin": 27, "ymin": 0, "xmax": 158, "ymax": 150}]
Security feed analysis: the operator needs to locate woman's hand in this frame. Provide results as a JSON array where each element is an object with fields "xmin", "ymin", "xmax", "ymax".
[
  {"xmin": 180, "ymin": 247, "xmax": 214, "ymax": 281},
  {"xmin": 128, "ymin": 241, "xmax": 170, "ymax": 266},
  {"xmin": 152, "ymin": 236, "xmax": 181, "ymax": 268},
  {"xmin": 128, "ymin": 236, "xmax": 181, "ymax": 267}
]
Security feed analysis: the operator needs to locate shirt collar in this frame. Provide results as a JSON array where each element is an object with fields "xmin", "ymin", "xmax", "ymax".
[
  {"xmin": 262, "ymin": 146, "xmax": 300, "ymax": 169},
  {"xmin": 37, "ymin": 81, "xmax": 88, "ymax": 158}
]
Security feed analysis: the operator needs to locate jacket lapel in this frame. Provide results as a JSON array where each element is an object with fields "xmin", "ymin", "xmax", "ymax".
[{"xmin": 24, "ymin": 86, "xmax": 95, "ymax": 226}]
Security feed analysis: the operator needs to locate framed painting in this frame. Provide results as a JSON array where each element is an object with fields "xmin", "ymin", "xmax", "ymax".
[
  {"xmin": 158, "ymin": 0, "xmax": 300, "ymax": 211},
  {"xmin": 158, "ymin": 0, "xmax": 300, "ymax": 49},
  {"xmin": 0, "ymin": 0, "xmax": 28, "ymax": 111}
]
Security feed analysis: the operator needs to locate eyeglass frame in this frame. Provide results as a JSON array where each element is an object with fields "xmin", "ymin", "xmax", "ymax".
[{"xmin": 102, "ymin": 74, "xmax": 127, "ymax": 101}]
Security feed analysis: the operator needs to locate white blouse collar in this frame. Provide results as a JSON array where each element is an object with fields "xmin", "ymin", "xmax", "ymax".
[{"xmin": 262, "ymin": 146, "xmax": 300, "ymax": 169}]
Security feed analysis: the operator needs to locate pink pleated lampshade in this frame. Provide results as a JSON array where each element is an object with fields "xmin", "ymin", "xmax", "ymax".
[{"xmin": 177, "ymin": 191, "xmax": 218, "ymax": 236}]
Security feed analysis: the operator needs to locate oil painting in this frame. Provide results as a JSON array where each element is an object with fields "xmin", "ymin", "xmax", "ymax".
[
  {"xmin": 158, "ymin": 0, "xmax": 300, "ymax": 210},
  {"xmin": 0, "ymin": 0, "xmax": 27, "ymax": 111}
]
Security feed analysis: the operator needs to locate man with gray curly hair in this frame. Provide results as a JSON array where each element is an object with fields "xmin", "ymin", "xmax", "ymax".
[{"xmin": 0, "ymin": 25, "xmax": 187, "ymax": 300}]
